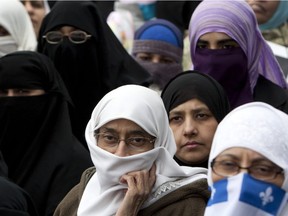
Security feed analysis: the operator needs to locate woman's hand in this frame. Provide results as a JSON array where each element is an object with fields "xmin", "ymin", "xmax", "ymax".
[{"xmin": 115, "ymin": 163, "xmax": 156, "ymax": 216}]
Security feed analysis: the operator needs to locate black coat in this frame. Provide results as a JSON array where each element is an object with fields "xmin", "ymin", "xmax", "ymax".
[{"xmin": 254, "ymin": 75, "xmax": 288, "ymax": 114}]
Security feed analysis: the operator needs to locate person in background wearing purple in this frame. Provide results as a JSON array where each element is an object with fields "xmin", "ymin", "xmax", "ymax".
[{"xmin": 189, "ymin": 0, "xmax": 288, "ymax": 113}]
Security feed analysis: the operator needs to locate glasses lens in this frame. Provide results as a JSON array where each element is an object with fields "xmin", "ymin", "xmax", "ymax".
[
  {"xmin": 249, "ymin": 165, "xmax": 281, "ymax": 180},
  {"xmin": 70, "ymin": 31, "xmax": 87, "ymax": 43},
  {"xmin": 46, "ymin": 32, "xmax": 62, "ymax": 43},
  {"xmin": 212, "ymin": 161, "xmax": 238, "ymax": 177}
]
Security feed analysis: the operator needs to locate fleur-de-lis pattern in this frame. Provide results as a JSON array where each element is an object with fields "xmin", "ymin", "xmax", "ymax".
[{"xmin": 259, "ymin": 186, "xmax": 274, "ymax": 206}]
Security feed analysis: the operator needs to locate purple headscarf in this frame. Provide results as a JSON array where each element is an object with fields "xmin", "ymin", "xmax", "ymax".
[{"xmin": 189, "ymin": 0, "xmax": 288, "ymax": 90}]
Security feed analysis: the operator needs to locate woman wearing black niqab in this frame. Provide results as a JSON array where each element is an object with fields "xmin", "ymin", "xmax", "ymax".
[
  {"xmin": 37, "ymin": 1, "xmax": 151, "ymax": 144},
  {"xmin": 0, "ymin": 51, "xmax": 93, "ymax": 216}
]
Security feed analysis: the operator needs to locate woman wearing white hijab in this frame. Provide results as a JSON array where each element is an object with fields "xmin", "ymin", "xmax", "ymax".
[
  {"xmin": 0, "ymin": 0, "xmax": 37, "ymax": 57},
  {"xmin": 205, "ymin": 102, "xmax": 288, "ymax": 216},
  {"xmin": 54, "ymin": 84, "xmax": 209, "ymax": 216}
]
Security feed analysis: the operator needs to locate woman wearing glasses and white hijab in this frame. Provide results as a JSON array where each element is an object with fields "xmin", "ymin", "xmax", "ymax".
[
  {"xmin": 54, "ymin": 84, "xmax": 209, "ymax": 216},
  {"xmin": 205, "ymin": 102, "xmax": 288, "ymax": 216},
  {"xmin": 37, "ymin": 1, "xmax": 151, "ymax": 146}
]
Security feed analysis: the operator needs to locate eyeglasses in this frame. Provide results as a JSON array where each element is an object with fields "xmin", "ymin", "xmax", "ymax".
[
  {"xmin": 95, "ymin": 132, "xmax": 156, "ymax": 151},
  {"xmin": 211, "ymin": 159, "xmax": 283, "ymax": 181},
  {"xmin": 42, "ymin": 30, "xmax": 92, "ymax": 44}
]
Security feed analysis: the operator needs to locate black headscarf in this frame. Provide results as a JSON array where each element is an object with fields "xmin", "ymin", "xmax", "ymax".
[
  {"xmin": 161, "ymin": 71, "xmax": 230, "ymax": 167},
  {"xmin": 156, "ymin": 1, "xmax": 202, "ymax": 33},
  {"xmin": 161, "ymin": 70, "xmax": 230, "ymax": 123},
  {"xmin": 0, "ymin": 51, "xmax": 93, "ymax": 216},
  {"xmin": 37, "ymin": 0, "xmax": 151, "ymax": 144}
]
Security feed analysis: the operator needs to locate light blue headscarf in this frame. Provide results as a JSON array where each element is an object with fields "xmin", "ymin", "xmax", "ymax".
[{"xmin": 260, "ymin": 0, "xmax": 288, "ymax": 31}]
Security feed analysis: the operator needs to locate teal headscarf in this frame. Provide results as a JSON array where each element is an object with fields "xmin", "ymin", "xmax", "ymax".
[{"xmin": 259, "ymin": 0, "xmax": 288, "ymax": 30}]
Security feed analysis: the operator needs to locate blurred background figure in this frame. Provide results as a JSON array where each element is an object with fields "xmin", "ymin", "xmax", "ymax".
[
  {"xmin": 114, "ymin": 0, "xmax": 157, "ymax": 30},
  {"xmin": 107, "ymin": 10, "xmax": 134, "ymax": 54},
  {"xmin": 21, "ymin": 0, "xmax": 50, "ymax": 37},
  {"xmin": 0, "ymin": 0, "xmax": 37, "ymax": 57},
  {"xmin": 247, "ymin": 0, "xmax": 288, "ymax": 79},
  {"xmin": 132, "ymin": 18, "xmax": 183, "ymax": 93},
  {"xmin": 156, "ymin": 1, "xmax": 202, "ymax": 71},
  {"xmin": 0, "ymin": 51, "xmax": 93, "ymax": 216},
  {"xmin": 205, "ymin": 102, "xmax": 288, "ymax": 216},
  {"xmin": 37, "ymin": 1, "xmax": 151, "ymax": 145}
]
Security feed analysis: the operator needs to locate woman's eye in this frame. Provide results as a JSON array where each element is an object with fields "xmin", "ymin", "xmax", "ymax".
[
  {"xmin": 220, "ymin": 161, "xmax": 237, "ymax": 170},
  {"xmin": 103, "ymin": 135, "xmax": 117, "ymax": 142},
  {"xmin": 222, "ymin": 42, "xmax": 239, "ymax": 49},
  {"xmin": 195, "ymin": 113, "xmax": 209, "ymax": 120},
  {"xmin": 169, "ymin": 116, "xmax": 183, "ymax": 123}
]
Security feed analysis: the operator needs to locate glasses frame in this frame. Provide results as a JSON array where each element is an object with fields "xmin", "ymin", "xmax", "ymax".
[
  {"xmin": 94, "ymin": 132, "xmax": 156, "ymax": 146},
  {"xmin": 211, "ymin": 159, "xmax": 284, "ymax": 181},
  {"xmin": 42, "ymin": 30, "xmax": 92, "ymax": 44}
]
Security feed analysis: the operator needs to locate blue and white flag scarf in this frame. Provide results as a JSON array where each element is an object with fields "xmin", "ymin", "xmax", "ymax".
[{"xmin": 204, "ymin": 173, "xmax": 288, "ymax": 216}]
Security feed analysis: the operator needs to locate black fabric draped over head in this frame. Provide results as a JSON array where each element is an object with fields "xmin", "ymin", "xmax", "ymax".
[
  {"xmin": 161, "ymin": 70, "xmax": 230, "ymax": 123},
  {"xmin": 37, "ymin": 1, "xmax": 151, "ymax": 144},
  {"xmin": 0, "ymin": 51, "xmax": 93, "ymax": 216},
  {"xmin": 0, "ymin": 152, "xmax": 39, "ymax": 216}
]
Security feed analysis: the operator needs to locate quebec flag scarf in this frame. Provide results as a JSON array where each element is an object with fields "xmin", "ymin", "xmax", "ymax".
[{"xmin": 204, "ymin": 173, "xmax": 288, "ymax": 216}]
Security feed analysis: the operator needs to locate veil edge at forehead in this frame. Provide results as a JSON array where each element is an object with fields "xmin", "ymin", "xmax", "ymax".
[
  {"xmin": 209, "ymin": 102, "xmax": 288, "ymax": 169},
  {"xmin": 85, "ymin": 85, "xmax": 176, "ymax": 155}
]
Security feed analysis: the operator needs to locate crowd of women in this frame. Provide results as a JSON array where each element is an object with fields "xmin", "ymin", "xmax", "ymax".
[{"xmin": 0, "ymin": 0, "xmax": 288, "ymax": 215}]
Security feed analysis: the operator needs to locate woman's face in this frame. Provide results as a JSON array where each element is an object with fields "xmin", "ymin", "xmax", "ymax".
[
  {"xmin": 95, "ymin": 119, "xmax": 155, "ymax": 157},
  {"xmin": 196, "ymin": 32, "xmax": 240, "ymax": 50},
  {"xmin": 135, "ymin": 53, "xmax": 176, "ymax": 64},
  {"xmin": 212, "ymin": 147, "xmax": 284, "ymax": 187},
  {"xmin": 246, "ymin": 0, "xmax": 280, "ymax": 24},
  {"xmin": 21, "ymin": 0, "xmax": 47, "ymax": 37},
  {"xmin": 169, "ymin": 98, "xmax": 218, "ymax": 165},
  {"xmin": 0, "ymin": 89, "xmax": 45, "ymax": 97}
]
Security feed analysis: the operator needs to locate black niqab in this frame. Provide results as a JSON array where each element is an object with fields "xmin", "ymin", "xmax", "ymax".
[
  {"xmin": 0, "ymin": 51, "xmax": 93, "ymax": 216},
  {"xmin": 37, "ymin": 1, "xmax": 151, "ymax": 144}
]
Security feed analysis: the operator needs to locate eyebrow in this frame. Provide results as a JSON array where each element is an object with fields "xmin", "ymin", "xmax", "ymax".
[
  {"xmin": 170, "ymin": 106, "xmax": 210, "ymax": 115},
  {"xmin": 217, "ymin": 154, "xmax": 275, "ymax": 165},
  {"xmin": 197, "ymin": 39, "xmax": 237, "ymax": 44},
  {"xmin": 99, "ymin": 127, "xmax": 150, "ymax": 136}
]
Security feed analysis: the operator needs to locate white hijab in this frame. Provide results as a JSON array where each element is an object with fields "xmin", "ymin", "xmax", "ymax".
[
  {"xmin": 207, "ymin": 102, "xmax": 288, "ymax": 215},
  {"xmin": 78, "ymin": 85, "xmax": 207, "ymax": 216},
  {"xmin": 0, "ymin": 0, "xmax": 37, "ymax": 52}
]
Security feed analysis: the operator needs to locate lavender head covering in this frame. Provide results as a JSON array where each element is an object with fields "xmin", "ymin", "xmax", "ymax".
[{"xmin": 189, "ymin": 0, "xmax": 288, "ymax": 90}]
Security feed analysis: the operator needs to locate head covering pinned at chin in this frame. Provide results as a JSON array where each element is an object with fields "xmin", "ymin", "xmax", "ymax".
[{"xmin": 132, "ymin": 19, "xmax": 183, "ymax": 90}]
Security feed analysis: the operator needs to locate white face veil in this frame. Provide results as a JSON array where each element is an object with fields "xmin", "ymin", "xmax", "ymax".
[
  {"xmin": 0, "ymin": 0, "xmax": 37, "ymax": 54},
  {"xmin": 206, "ymin": 102, "xmax": 288, "ymax": 216},
  {"xmin": 79, "ymin": 85, "xmax": 207, "ymax": 216}
]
